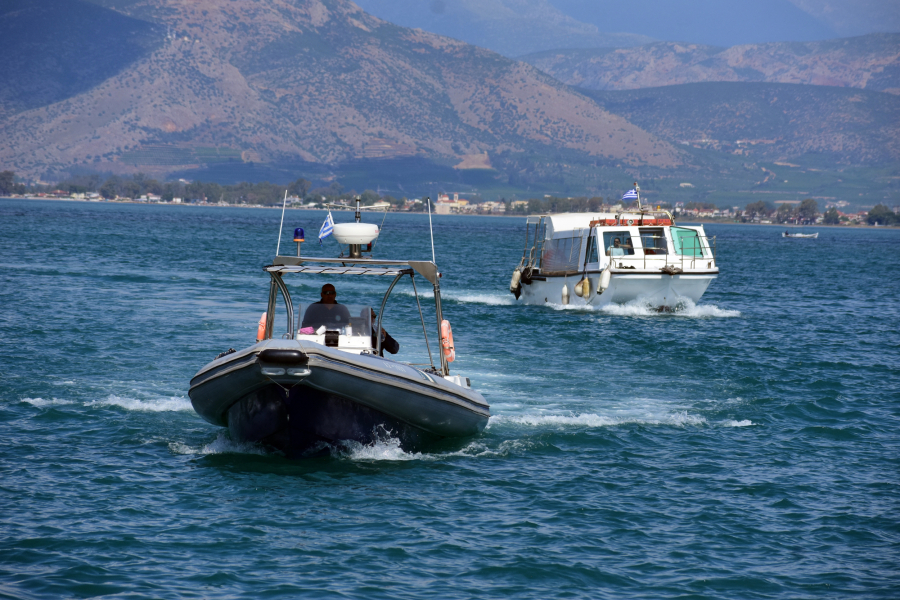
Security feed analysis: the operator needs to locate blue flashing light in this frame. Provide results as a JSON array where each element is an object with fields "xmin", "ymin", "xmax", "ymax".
[{"xmin": 293, "ymin": 227, "xmax": 305, "ymax": 242}]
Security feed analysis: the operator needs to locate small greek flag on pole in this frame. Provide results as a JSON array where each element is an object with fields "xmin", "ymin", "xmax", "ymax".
[
  {"xmin": 622, "ymin": 189, "xmax": 639, "ymax": 201},
  {"xmin": 318, "ymin": 211, "xmax": 334, "ymax": 245}
]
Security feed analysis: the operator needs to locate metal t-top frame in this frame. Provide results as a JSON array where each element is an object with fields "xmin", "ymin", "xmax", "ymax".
[{"xmin": 262, "ymin": 256, "xmax": 449, "ymax": 376}]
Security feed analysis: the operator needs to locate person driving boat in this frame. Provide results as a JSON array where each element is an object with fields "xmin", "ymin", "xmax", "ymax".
[{"xmin": 301, "ymin": 283, "xmax": 352, "ymax": 328}]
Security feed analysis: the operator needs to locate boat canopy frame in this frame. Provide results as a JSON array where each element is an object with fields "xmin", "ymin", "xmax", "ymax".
[{"xmin": 262, "ymin": 256, "xmax": 449, "ymax": 375}]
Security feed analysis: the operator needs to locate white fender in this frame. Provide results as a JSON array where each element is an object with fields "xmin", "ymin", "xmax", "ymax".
[
  {"xmin": 574, "ymin": 279, "xmax": 584, "ymax": 297},
  {"xmin": 598, "ymin": 266, "xmax": 611, "ymax": 294},
  {"xmin": 561, "ymin": 284, "xmax": 569, "ymax": 305},
  {"xmin": 509, "ymin": 268, "xmax": 521, "ymax": 293}
]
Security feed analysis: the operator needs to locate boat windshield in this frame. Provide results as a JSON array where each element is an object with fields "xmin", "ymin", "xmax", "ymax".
[
  {"xmin": 603, "ymin": 231, "xmax": 635, "ymax": 256},
  {"xmin": 541, "ymin": 235, "xmax": 583, "ymax": 272},
  {"xmin": 672, "ymin": 228, "xmax": 705, "ymax": 257},
  {"xmin": 639, "ymin": 228, "xmax": 668, "ymax": 255},
  {"xmin": 297, "ymin": 302, "xmax": 372, "ymax": 339}
]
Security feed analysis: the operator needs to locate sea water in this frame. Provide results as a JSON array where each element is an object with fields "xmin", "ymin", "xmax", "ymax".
[{"xmin": 1, "ymin": 199, "xmax": 898, "ymax": 599}]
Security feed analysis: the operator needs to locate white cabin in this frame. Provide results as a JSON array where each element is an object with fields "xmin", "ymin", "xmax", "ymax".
[{"xmin": 510, "ymin": 211, "xmax": 718, "ymax": 309}]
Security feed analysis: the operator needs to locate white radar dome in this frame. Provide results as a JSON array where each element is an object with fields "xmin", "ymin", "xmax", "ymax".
[{"xmin": 332, "ymin": 222, "xmax": 379, "ymax": 245}]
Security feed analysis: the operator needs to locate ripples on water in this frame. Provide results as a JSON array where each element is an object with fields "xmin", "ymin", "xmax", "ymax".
[{"xmin": 1, "ymin": 200, "xmax": 898, "ymax": 599}]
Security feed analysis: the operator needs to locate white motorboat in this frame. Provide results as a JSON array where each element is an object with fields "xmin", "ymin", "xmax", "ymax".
[
  {"xmin": 190, "ymin": 202, "xmax": 489, "ymax": 457},
  {"xmin": 782, "ymin": 231, "xmax": 818, "ymax": 238},
  {"xmin": 508, "ymin": 184, "xmax": 718, "ymax": 310}
]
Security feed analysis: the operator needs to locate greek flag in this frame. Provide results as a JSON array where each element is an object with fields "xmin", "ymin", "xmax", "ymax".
[
  {"xmin": 318, "ymin": 211, "xmax": 334, "ymax": 245},
  {"xmin": 622, "ymin": 189, "xmax": 639, "ymax": 201}
]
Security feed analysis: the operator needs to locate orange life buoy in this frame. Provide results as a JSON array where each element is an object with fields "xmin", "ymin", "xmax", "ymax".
[
  {"xmin": 256, "ymin": 312, "xmax": 267, "ymax": 342},
  {"xmin": 440, "ymin": 319, "xmax": 455, "ymax": 363}
]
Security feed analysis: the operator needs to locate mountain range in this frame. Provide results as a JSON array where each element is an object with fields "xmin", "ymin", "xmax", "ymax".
[
  {"xmin": 0, "ymin": 0, "xmax": 678, "ymax": 183},
  {"xmin": 522, "ymin": 34, "xmax": 900, "ymax": 94},
  {"xmin": 583, "ymin": 82, "xmax": 900, "ymax": 166},
  {"xmin": 0, "ymin": 0, "xmax": 897, "ymax": 203}
]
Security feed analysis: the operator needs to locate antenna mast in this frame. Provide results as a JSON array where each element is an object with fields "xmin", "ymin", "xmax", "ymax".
[
  {"xmin": 426, "ymin": 196, "xmax": 436, "ymax": 264},
  {"xmin": 275, "ymin": 189, "xmax": 287, "ymax": 256}
]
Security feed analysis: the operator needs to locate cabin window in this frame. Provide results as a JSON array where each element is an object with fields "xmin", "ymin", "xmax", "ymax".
[
  {"xmin": 585, "ymin": 234, "xmax": 599, "ymax": 264},
  {"xmin": 541, "ymin": 235, "xmax": 583, "ymax": 272},
  {"xmin": 603, "ymin": 231, "xmax": 634, "ymax": 256},
  {"xmin": 639, "ymin": 228, "xmax": 668, "ymax": 255},
  {"xmin": 672, "ymin": 228, "xmax": 705, "ymax": 257}
]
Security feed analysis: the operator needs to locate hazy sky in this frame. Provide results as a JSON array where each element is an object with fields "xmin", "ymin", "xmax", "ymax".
[{"xmin": 355, "ymin": 0, "xmax": 900, "ymax": 55}]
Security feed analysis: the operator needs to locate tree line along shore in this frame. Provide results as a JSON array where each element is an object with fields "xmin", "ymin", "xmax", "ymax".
[{"xmin": 1, "ymin": 170, "xmax": 897, "ymax": 226}]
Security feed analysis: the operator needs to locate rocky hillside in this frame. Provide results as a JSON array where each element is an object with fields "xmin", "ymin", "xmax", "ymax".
[
  {"xmin": 523, "ymin": 34, "xmax": 900, "ymax": 94},
  {"xmin": 583, "ymin": 82, "xmax": 900, "ymax": 165},
  {"xmin": 0, "ymin": 0, "xmax": 162, "ymax": 119},
  {"xmin": 0, "ymin": 0, "xmax": 679, "ymax": 181}
]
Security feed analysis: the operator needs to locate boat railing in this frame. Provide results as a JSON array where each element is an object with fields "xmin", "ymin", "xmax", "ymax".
[
  {"xmin": 607, "ymin": 232, "xmax": 716, "ymax": 271},
  {"xmin": 521, "ymin": 216, "xmax": 546, "ymax": 275}
]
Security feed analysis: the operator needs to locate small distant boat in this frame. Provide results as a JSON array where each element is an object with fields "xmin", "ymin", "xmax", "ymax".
[{"xmin": 782, "ymin": 231, "xmax": 818, "ymax": 238}]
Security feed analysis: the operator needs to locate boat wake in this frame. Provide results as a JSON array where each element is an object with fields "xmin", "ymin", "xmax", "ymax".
[
  {"xmin": 541, "ymin": 297, "xmax": 738, "ymax": 318},
  {"xmin": 393, "ymin": 287, "xmax": 515, "ymax": 306},
  {"xmin": 22, "ymin": 393, "xmax": 194, "ymax": 412},
  {"xmin": 444, "ymin": 292, "xmax": 516, "ymax": 306},
  {"xmin": 488, "ymin": 409, "xmax": 708, "ymax": 429},
  {"xmin": 722, "ymin": 419, "xmax": 754, "ymax": 427},
  {"xmin": 337, "ymin": 436, "xmax": 431, "ymax": 461},
  {"xmin": 88, "ymin": 394, "xmax": 194, "ymax": 412},
  {"xmin": 169, "ymin": 432, "xmax": 268, "ymax": 456},
  {"xmin": 599, "ymin": 298, "xmax": 740, "ymax": 318},
  {"xmin": 21, "ymin": 396, "xmax": 76, "ymax": 407}
]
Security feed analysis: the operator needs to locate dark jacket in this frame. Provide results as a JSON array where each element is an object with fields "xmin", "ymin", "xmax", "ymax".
[{"xmin": 372, "ymin": 327, "xmax": 400, "ymax": 356}]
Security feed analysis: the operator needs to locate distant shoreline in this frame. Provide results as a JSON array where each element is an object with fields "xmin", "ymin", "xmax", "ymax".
[{"xmin": 3, "ymin": 196, "xmax": 894, "ymax": 228}]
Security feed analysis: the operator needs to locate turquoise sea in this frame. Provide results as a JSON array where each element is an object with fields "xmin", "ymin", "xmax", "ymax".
[{"xmin": 1, "ymin": 198, "xmax": 898, "ymax": 599}]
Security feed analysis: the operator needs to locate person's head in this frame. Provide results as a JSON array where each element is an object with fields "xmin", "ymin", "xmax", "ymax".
[
  {"xmin": 614, "ymin": 238, "xmax": 621, "ymax": 247},
  {"xmin": 320, "ymin": 284, "xmax": 337, "ymax": 304}
]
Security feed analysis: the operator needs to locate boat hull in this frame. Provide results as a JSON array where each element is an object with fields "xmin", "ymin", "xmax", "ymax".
[
  {"xmin": 189, "ymin": 340, "xmax": 489, "ymax": 456},
  {"xmin": 519, "ymin": 271, "xmax": 716, "ymax": 308}
]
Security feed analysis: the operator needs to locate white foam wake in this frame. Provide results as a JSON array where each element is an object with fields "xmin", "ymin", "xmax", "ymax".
[
  {"xmin": 88, "ymin": 394, "xmax": 194, "ymax": 412},
  {"xmin": 339, "ymin": 437, "xmax": 432, "ymax": 461},
  {"xmin": 169, "ymin": 432, "xmax": 268, "ymax": 456},
  {"xmin": 488, "ymin": 410, "xmax": 708, "ymax": 428},
  {"xmin": 21, "ymin": 397, "xmax": 75, "ymax": 407},
  {"xmin": 722, "ymin": 419, "xmax": 754, "ymax": 427},
  {"xmin": 339, "ymin": 437, "xmax": 530, "ymax": 461},
  {"xmin": 599, "ymin": 297, "xmax": 740, "ymax": 318},
  {"xmin": 393, "ymin": 287, "xmax": 515, "ymax": 306},
  {"xmin": 444, "ymin": 292, "xmax": 516, "ymax": 306}
]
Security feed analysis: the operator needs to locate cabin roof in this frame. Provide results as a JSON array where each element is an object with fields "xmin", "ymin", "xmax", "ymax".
[{"xmin": 543, "ymin": 211, "xmax": 673, "ymax": 238}]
